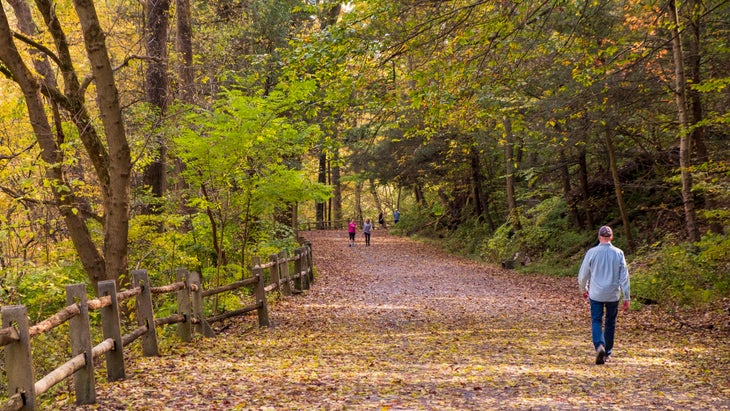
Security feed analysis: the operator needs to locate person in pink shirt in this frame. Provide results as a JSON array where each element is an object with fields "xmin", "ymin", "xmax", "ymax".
[{"xmin": 348, "ymin": 219, "xmax": 357, "ymax": 247}]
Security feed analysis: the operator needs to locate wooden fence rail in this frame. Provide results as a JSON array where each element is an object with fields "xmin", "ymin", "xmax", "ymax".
[{"xmin": 0, "ymin": 242, "xmax": 313, "ymax": 411}]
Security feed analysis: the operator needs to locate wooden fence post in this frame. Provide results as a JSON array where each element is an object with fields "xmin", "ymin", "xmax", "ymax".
[
  {"xmin": 2, "ymin": 305, "xmax": 35, "ymax": 410},
  {"xmin": 268, "ymin": 253, "xmax": 288, "ymax": 296},
  {"xmin": 176, "ymin": 268, "xmax": 193, "ymax": 342},
  {"xmin": 278, "ymin": 250, "xmax": 295, "ymax": 294},
  {"xmin": 66, "ymin": 284, "xmax": 95, "ymax": 405},
  {"xmin": 302, "ymin": 242, "xmax": 313, "ymax": 284},
  {"xmin": 295, "ymin": 248, "xmax": 308, "ymax": 291},
  {"xmin": 98, "ymin": 280, "xmax": 125, "ymax": 381},
  {"xmin": 253, "ymin": 264, "xmax": 270, "ymax": 327},
  {"xmin": 132, "ymin": 270, "xmax": 159, "ymax": 356},
  {"xmin": 189, "ymin": 271, "xmax": 216, "ymax": 337}
]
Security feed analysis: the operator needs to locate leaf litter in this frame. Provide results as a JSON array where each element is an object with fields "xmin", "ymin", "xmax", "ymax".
[{"xmin": 61, "ymin": 230, "xmax": 729, "ymax": 410}]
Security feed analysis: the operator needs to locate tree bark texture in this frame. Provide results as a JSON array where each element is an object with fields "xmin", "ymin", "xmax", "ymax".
[
  {"xmin": 317, "ymin": 152, "xmax": 327, "ymax": 228},
  {"xmin": 332, "ymin": 149, "xmax": 342, "ymax": 224},
  {"xmin": 668, "ymin": 0, "xmax": 700, "ymax": 242},
  {"xmin": 604, "ymin": 128, "xmax": 634, "ymax": 252},
  {"xmin": 502, "ymin": 116, "xmax": 521, "ymax": 231},
  {"xmin": 142, "ymin": 0, "xmax": 171, "ymax": 208},
  {"xmin": 578, "ymin": 146, "xmax": 594, "ymax": 229},
  {"xmin": 559, "ymin": 150, "xmax": 582, "ymax": 228},
  {"xmin": 175, "ymin": 0, "xmax": 194, "ymax": 102}
]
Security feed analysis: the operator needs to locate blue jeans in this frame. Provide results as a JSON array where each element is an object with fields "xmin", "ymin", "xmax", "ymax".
[{"xmin": 590, "ymin": 299, "xmax": 619, "ymax": 355}]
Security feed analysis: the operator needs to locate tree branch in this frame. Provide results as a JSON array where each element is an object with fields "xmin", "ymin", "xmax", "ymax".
[{"xmin": 11, "ymin": 30, "xmax": 63, "ymax": 68}]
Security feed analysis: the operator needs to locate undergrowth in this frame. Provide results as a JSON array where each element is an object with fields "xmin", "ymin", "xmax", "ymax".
[{"xmin": 402, "ymin": 196, "xmax": 729, "ymax": 308}]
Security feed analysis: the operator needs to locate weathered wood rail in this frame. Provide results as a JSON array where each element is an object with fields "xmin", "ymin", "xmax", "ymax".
[{"xmin": 0, "ymin": 242, "xmax": 313, "ymax": 411}]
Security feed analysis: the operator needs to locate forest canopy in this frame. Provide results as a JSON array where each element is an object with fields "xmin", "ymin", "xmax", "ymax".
[{"xmin": 0, "ymin": 0, "xmax": 728, "ymax": 317}]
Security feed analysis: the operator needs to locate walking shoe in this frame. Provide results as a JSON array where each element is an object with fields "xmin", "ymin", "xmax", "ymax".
[{"xmin": 596, "ymin": 345, "xmax": 606, "ymax": 365}]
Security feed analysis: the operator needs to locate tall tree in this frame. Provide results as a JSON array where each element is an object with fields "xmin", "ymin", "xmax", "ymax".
[
  {"xmin": 142, "ymin": 0, "xmax": 171, "ymax": 212},
  {"xmin": 668, "ymin": 0, "xmax": 700, "ymax": 242}
]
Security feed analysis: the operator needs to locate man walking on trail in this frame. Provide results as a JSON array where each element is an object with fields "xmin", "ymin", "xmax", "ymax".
[{"xmin": 578, "ymin": 225, "xmax": 630, "ymax": 365}]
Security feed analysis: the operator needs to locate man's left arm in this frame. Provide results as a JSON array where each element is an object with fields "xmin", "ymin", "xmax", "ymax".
[{"xmin": 619, "ymin": 252, "xmax": 630, "ymax": 311}]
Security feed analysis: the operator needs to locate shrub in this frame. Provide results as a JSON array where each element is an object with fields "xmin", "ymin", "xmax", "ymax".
[{"xmin": 631, "ymin": 232, "xmax": 730, "ymax": 307}]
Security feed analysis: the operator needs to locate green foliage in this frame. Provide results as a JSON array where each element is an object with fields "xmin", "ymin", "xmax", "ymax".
[
  {"xmin": 480, "ymin": 197, "xmax": 576, "ymax": 265},
  {"xmin": 481, "ymin": 223, "xmax": 518, "ymax": 264},
  {"xmin": 632, "ymin": 233, "xmax": 730, "ymax": 307},
  {"xmin": 128, "ymin": 213, "xmax": 200, "ymax": 277},
  {"xmin": 442, "ymin": 221, "xmax": 494, "ymax": 259},
  {"xmin": 2, "ymin": 261, "xmax": 89, "ymax": 321},
  {"xmin": 165, "ymin": 76, "xmax": 330, "ymax": 278}
]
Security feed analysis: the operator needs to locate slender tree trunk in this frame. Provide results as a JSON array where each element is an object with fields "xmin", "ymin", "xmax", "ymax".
[
  {"xmin": 685, "ymin": 0, "xmax": 708, "ymax": 162},
  {"xmin": 668, "ymin": 0, "xmax": 700, "ymax": 242},
  {"xmin": 355, "ymin": 180, "xmax": 363, "ymax": 224},
  {"xmin": 686, "ymin": 0, "xmax": 721, "ymax": 234},
  {"xmin": 578, "ymin": 146, "xmax": 594, "ymax": 229},
  {"xmin": 370, "ymin": 178, "xmax": 383, "ymax": 220},
  {"xmin": 316, "ymin": 152, "xmax": 326, "ymax": 228},
  {"xmin": 502, "ymin": 116, "xmax": 521, "ymax": 230},
  {"xmin": 142, "ymin": 0, "xmax": 171, "ymax": 213},
  {"xmin": 469, "ymin": 144, "xmax": 485, "ymax": 218},
  {"xmin": 414, "ymin": 182, "xmax": 426, "ymax": 206},
  {"xmin": 332, "ymin": 149, "xmax": 342, "ymax": 225},
  {"xmin": 559, "ymin": 149, "xmax": 582, "ymax": 228},
  {"xmin": 604, "ymin": 128, "xmax": 634, "ymax": 252},
  {"xmin": 176, "ymin": 0, "xmax": 194, "ymax": 102}
]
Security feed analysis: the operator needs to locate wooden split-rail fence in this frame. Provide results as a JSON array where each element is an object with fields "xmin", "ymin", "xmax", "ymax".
[{"xmin": 0, "ymin": 242, "xmax": 313, "ymax": 411}]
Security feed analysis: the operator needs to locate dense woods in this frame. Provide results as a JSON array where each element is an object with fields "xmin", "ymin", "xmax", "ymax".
[{"xmin": 0, "ymin": 0, "xmax": 728, "ymax": 376}]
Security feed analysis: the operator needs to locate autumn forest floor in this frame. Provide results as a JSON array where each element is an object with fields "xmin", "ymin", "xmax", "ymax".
[{"xmin": 65, "ymin": 230, "xmax": 729, "ymax": 410}]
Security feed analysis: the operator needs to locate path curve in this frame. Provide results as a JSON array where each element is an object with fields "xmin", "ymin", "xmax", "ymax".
[{"xmin": 66, "ymin": 230, "xmax": 729, "ymax": 410}]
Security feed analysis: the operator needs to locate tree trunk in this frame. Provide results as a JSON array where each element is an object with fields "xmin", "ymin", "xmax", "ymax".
[
  {"xmin": 142, "ymin": 0, "xmax": 171, "ymax": 213},
  {"xmin": 369, "ymin": 178, "xmax": 383, "ymax": 218},
  {"xmin": 316, "ymin": 151, "xmax": 326, "ymax": 228},
  {"xmin": 469, "ymin": 144, "xmax": 485, "ymax": 219},
  {"xmin": 332, "ymin": 149, "xmax": 342, "ymax": 225},
  {"xmin": 578, "ymin": 146, "xmax": 594, "ymax": 229},
  {"xmin": 604, "ymin": 128, "xmax": 634, "ymax": 252},
  {"xmin": 414, "ymin": 182, "xmax": 426, "ymax": 206},
  {"xmin": 686, "ymin": 0, "xmax": 721, "ymax": 234},
  {"xmin": 668, "ymin": 0, "xmax": 700, "ymax": 242},
  {"xmin": 502, "ymin": 116, "xmax": 521, "ymax": 230},
  {"xmin": 72, "ymin": 0, "xmax": 133, "ymax": 283},
  {"xmin": 176, "ymin": 0, "xmax": 194, "ymax": 102},
  {"xmin": 354, "ymin": 180, "xmax": 363, "ymax": 224},
  {"xmin": 559, "ymin": 149, "xmax": 582, "ymax": 228},
  {"xmin": 686, "ymin": 0, "xmax": 708, "ymax": 163}
]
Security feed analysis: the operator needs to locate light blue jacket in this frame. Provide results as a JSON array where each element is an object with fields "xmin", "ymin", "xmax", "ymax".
[{"xmin": 578, "ymin": 243, "xmax": 630, "ymax": 302}]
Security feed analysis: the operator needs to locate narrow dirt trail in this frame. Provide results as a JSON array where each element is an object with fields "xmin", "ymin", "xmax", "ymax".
[{"xmin": 67, "ymin": 230, "xmax": 729, "ymax": 411}]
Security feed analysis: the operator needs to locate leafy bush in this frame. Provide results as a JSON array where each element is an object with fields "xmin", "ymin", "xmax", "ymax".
[
  {"xmin": 480, "ymin": 196, "xmax": 577, "ymax": 266},
  {"xmin": 481, "ymin": 223, "xmax": 519, "ymax": 263},
  {"xmin": 632, "ymin": 232, "xmax": 730, "ymax": 307}
]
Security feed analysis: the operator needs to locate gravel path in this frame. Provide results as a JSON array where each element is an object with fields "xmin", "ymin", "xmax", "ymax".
[{"xmin": 64, "ymin": 230, "xmax": 729, "ymax": 410}]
